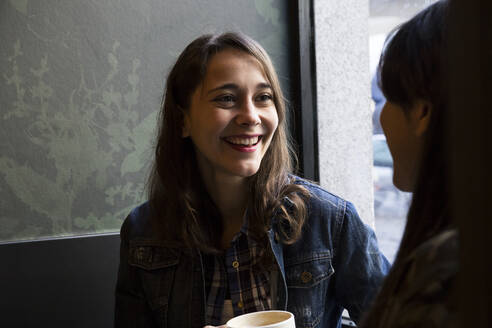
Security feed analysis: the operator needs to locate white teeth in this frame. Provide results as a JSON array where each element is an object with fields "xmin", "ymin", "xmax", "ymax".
[{"xmin": 226, "ymin": 136, "xmax": 259, "ymax": 146}]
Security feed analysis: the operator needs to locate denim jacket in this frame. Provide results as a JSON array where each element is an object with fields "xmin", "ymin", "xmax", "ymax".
[{"xmin": 115, "ymin": 179, "xmax": 390, "ymax": 328}]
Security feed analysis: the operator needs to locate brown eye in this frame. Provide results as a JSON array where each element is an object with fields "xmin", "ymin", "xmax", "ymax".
[
  {"xmin": 255, "ymin": 93, "xmax": 274, "ymax": 104},
  {"xmin": 213, "ymin": 94, "xmax": 236, "ymax": 107}
]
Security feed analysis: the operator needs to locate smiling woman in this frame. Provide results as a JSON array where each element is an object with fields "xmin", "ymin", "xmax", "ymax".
[
  {"xmin": 182, "ymin": 48, "xmax": 279, "ymax": 181},
  {"xmin": 114, "ymin": 32, "xmax": 389, "ymax": 328}
]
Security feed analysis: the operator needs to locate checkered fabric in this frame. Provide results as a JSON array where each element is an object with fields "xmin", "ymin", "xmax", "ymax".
[{"xmin": 204, "ymin": 223, "xmax": 271, "ymax": 325}]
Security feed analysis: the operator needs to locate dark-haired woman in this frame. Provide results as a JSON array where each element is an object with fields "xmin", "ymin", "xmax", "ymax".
[
  {"xmin": 359, "ymin": 1, "xmax": 459, "ymax": 327},
  {"xmin": 114, "ymin": 32, "xmax": 389, "ymax": 328}
]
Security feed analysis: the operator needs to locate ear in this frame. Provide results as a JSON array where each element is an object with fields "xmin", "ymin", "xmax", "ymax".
[{"xmin": 411, "ymin": 100, "xmax": 432, "ymax": 137}]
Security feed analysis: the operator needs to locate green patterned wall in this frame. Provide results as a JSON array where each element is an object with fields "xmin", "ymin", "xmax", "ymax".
[{"xmin": 0, "ymin": 0, "xmax": 291, "ymax": 242}]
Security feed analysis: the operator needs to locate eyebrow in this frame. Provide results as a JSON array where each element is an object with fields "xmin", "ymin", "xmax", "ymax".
[{"xmin": 207, "ymin": 82, "xmax": 272, "ymax": 94}]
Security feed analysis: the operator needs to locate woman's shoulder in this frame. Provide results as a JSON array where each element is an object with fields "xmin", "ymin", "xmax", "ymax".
[
  {"xmin": 290, "ymin": 175, "xmax": 355, "ymax": 214},
  {"xmin": 398, "ymin": 229, "xmax": 459, "ymax": 298},
  {"xmin": 120, "ymin": 202, "xmax": 154, "ymax": 241},
  {"xmin": 384, "ymin": 229, "xmax": 459, "ymax": 328},
  {"xmin": 406, "ymin": 229, "xmax": 459, "ymax": 284}
]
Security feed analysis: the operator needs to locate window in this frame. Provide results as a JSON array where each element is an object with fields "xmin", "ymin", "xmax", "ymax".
[
  {"xmin": 370, "ymin": 0, "xmax": 439, "ymax": 262},
  {"xmin": 0, "ymin": 0, "xmax": 293, "ymax": 243}
]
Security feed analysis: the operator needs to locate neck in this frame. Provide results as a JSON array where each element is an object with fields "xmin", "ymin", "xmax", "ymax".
[
  {"xmin": 200, "ymin": 170, "xmax": 249, "ymax": 228},
  {"xmin": 201, "ymin": 171, "xmax": 250, "ymax": 250}
]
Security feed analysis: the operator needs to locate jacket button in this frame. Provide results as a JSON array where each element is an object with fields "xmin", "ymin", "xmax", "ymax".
[
  {"xmin": 232, "ymin": 260, "xmax": 239, "ymax": 269},
  {"xmin": 301, "ymin": 271, "xmax": 312, "ymax": 283},
  {"xmin": 137, "ymin": 247, "xmax": 145, "ymax": 261},
  {"xmin": 237, "ymin": 301, "xmax": 244, "ymax": 309}
]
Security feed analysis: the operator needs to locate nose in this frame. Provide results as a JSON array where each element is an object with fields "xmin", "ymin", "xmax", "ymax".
[{"xmin": 236, "ymin": 98, "xmax": 261, "ymax": 126}]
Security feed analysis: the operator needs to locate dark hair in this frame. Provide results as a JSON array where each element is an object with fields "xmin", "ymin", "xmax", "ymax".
[
  {"xmin": 147, "ymin": 32, "xmax": 308, "ymax": 253},
  {"xmin": 361, "ymin": 1, "xmax": 452, "ymax": 325}
]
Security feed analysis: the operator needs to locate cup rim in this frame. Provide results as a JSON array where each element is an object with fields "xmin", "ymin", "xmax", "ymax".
[{"xmin": 226, "ymin": 310, "xmax": 294, "ymax": 328}]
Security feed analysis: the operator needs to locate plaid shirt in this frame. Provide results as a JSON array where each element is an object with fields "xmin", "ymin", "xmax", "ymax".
[{"xmin": 203, "ymin": 221, "xmax": 272, "ymax": 325}]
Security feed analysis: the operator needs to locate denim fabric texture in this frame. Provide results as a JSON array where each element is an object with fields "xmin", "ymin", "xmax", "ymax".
[{"xmin": 114, "ymin": 178, "xmax": 390, "ymax": 328}]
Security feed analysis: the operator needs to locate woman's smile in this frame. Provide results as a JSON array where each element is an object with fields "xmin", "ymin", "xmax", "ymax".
[{"xmin": 222, "ymin": 135, "xmax": 263, "ymax": 152}]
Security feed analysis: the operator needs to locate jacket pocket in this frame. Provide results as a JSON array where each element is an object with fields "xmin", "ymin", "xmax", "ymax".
[
  {"xmin": 284, "ymin": 251, "xmax": 334, "ymax": 328},
  {"xmin": 129, "ymin": 240, "xmax": 179, "ymax": 270},
  {"xmin": 129, "ymin": 240, "xmax": 180, "ymax": 328},
  {"xmin": 285, "ymin": 250, "xmax": 334, "ymax": 288}
]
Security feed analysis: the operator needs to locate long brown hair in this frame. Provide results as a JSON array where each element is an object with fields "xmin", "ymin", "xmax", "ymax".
[
  {"xmin": 360, "ymin": 1, "xmax": 452, "ymax": 326},
  {"xmin": 147, "ymin": 32, "xmax": 309, "ymax": 253}
]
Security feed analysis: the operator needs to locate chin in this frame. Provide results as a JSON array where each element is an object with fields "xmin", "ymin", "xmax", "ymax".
[
  {"xmin": 236, "ymin": 169, "xmax": 260, "ymax": 178},
  {"xmin": 393, "ymin": 176, "xmax": 413, "ymax": 192},
  {"xmin": 229, "ymin": 164, "xmax": 261, "ymax": 178}
]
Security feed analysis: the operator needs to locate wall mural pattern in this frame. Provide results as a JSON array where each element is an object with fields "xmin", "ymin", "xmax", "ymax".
[{"xmin": 0, "ymin": 0, "xmax": 290, "ymax": 241}]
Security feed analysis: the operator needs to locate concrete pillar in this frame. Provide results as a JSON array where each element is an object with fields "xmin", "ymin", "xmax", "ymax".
[{"xmin": 314, "ymin": 0, "xmax": 374, "ymax": 226}]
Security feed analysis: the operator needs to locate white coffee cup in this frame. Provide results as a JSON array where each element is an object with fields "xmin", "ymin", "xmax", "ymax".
[{"xmin": 226, "ymin": 310, "xmax": 295, "ymax": 328}]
